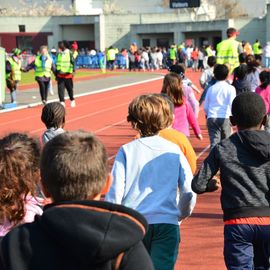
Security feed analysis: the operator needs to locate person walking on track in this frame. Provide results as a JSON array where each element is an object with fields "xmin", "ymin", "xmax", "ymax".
[
  {"xmin": 216, "ymin": 28, "xmax": 243, "ymax": 73},
  {"xmin": 24, "ymin": 46, "xmax": 54, "ymax": 105},
  {"xmin": 56, "ymin": 40, "xmax": 76, "ymax": 108}
]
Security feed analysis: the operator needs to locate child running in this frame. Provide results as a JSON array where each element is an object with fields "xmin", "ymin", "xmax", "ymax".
[
  {"xmin": 0, "ymin": 133, "xmax": 43, "ymax": 236},
  {"xmin": 256, "ymin": 70, "xmax": 270, "ymax": 132},
  {"xmin": 0, "ymin": 131, "xmax": 154, "ymax": 270},
  {"xmin": 162, "ymin": 73, "xmax": 203, "ymax": 140},
  {"xmin": 106, "ymin": 94, "xmax": 196, "ymax": 270},
  {"xmin": 204, "ymin": 64, "xmax": 236, "ymax": 148},
  {"xmin": 192, "ymin": 92, "xmax": 270, "ymax": 270},
  {"xmin": 41, "ymin": 102, "xmax": 65, "ymax": 144}
]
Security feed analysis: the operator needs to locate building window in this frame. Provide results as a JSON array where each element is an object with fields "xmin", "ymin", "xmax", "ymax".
[
  {"xmin": 19, "ymin": 25, "xmax": 26, "ymax": 32},
  {"xmin": 142, "ymin": 39, "xmax": 150, "ymax": 48},
  {"xmin": 16, "ymin": 36, "xmax": 32, "ymax": 51}
]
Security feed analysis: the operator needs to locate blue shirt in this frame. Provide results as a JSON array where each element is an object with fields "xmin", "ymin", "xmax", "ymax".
[{"xmin": 106, "ymin": 136, "xmax": 196, "ymax": 225}]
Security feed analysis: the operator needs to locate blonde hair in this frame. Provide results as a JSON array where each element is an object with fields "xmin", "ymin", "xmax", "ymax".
[{"xmin": 127, "ymin": 94, "xmax": 173, "ymax": 137}]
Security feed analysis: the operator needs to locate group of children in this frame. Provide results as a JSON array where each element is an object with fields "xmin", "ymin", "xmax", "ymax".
[{"xmin": 0, "ymin": 55, "xmax": 270, "ymax": 270}]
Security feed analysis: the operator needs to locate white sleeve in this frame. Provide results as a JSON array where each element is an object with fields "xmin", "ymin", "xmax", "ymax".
[
  {"xmin": 105, "ymin": 148, "xmax": 126, "ymax": 204},
  {"xmin": 177, "ymin": 152, "xmax": 197, "ymax": 221}
]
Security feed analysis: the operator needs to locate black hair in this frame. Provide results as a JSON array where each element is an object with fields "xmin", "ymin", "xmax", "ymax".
[
  {"xmin": 259, "ymin": 71, "xmax": 270, "ymax": 90},
  {"xmin": 214, "ymin": 64, "xmax": 229, "ymax": 81},
  {"xmin": 169, "ymin": 64, "xmax": 185, "ymax": 78},
  {"xmin": 234, "ymin": 64, "xmax": 248, "ymax": 80},
  {"xmin": 207, "ymin": 56, "xmax": 216, "ymax": 68},
  {"xmin": 232, "ymin": 92, "xmax": 266, "ymax": 128},
  {"xmin": 41, "ymin": 102, "xmax": 66, "ymax": 129},
  {"xmin": 238, "ymin": 53, "xmax": 247, "ymax": 64}
]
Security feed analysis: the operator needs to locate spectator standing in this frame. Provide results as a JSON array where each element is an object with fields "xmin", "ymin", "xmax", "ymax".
[
  {"xmin": 216, "ymin": 28, "xmax": 243, "ymax": 73},
  {"xmin": 253, "ymin": 39, "xmax": 263, "ymax": 60},
  {"xmin": 191, "ymin": 47, "xmax": 199, "ymax": 72},
  {"xmin": 169, "ymin": 44, "xmax": 177, "ymax": 66},
  {"xmin": 242, "ymin": 40, "xmax": 253, "ymax": 55},
  {"xmin": 24, "ymin": 46, "xmax": 54, "ymax": 104},
  {"xmin": 5, "ymin": 48, "xmax": 23, "ymax": 104},
  {"xmin": 204, "ymin": 64, "xmax": 236, "ymax": 148},
  {"xmin": 246, "ymin": 54, "xmax": 261, "ymax": 92},
  {"xmin": 198, "ymin": 47, "xmax": 205, "ymax": 71},
  {"xmin": 55, "ymin": 40, "xmax": 76, "ymax": 107},
  {"xmin": 106, "ymin": 46, "xmax": 116, "ymax": 70}
]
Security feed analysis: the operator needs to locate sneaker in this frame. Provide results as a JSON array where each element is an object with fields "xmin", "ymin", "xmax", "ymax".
[
  {"xmin": 60, "ymin": 101, "xmax": 65, "ymax": 107},
  {"xmin": 42, "ymin": 100, "xmax": 47, "ymax": 105},
  {"xmin": 70, "ymin": 100, "xmax": 76, "ymax": 108}
]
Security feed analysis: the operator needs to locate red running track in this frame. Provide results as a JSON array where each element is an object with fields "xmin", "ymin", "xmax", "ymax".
[{"xmin": 0, "ymin": 73, "xmax": 225, "ymax": 270}]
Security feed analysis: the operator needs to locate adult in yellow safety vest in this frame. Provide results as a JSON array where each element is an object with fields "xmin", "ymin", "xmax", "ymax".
[
  {"xmin": 23, "ymin": 45, "xmax": 54, "ymax": 104},
  {"xmin": 216, "ymin": 28, "xmax": 243, "ymax": 73},
  {"xmin": 106, "ymin": 46, "xmax": 117, "ymax": 70},
  {"xmin": 253, "ymin": 39, "xmax": 263, "ymax": 61},
  {"xmin": 5, "ymin": 48, "xmax": 22, "ymax": 103},
  {"xmin": 169, "ymin": 44, "xmax": 177, "ymax": 66},
  {"xmin": 56, "ymin": 40, "xmax": 76, "ymax": 107}
]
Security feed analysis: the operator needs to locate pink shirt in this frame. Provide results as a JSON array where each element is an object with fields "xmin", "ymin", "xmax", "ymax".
[
  {"xmin": 183, "ymin": 85, "xmax": 199, "ymax": 118},
  {"xmin": 172, "ymin": 99, "xmax": 201, "ymax": 137},
  {"xmin": 256, "ymin": 85, "xmax": 270, "ymax": 114},
  {"xmin": 0, "ymin": 195, "xmax": 43, "ymax": 236}
]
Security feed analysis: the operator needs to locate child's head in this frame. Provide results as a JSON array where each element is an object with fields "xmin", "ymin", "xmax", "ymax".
[
  {"xmin": 259, "ymin": 71, "xmax": 270, "ymax": 90},
  {"xmin": 161, "ymin": 73, "xmax": 184, "ymax": 106},
  {"xmin": 238, "ymin": 52, "xmax": 247, "ymax": 64},
  {"xmin": 41, "ymin": 102, "xmax": 66, "ymax": 129},
  {"xmin": 40, "ymin": 131, "xmax": 109, "ymax": 202},
  {"xmin": 207, "ymin": 56, "xmax": 216, "ymax": 68},
  {"xmin": 169, "ymin": 64, "xmax": 185, "ymax": 78},
  {"xmin": 231, "ymin": 92, "xmax": 266, "ymax": 130},
  {"xmin": 127, "ymin": 94, "xmax": 173, "ymax": 137},
  {"xmin": 246, "ymin": 54, "xmax": 259, "ymax": 71},
  {"xmin": 214, "ymin": 64, "xmax": 229, "ymax": 81},
  {"xmin": 0, "ymin": 133, "xmax": 40, "ymax": 225},
  {"xmin": 234, "ymin": 64, "xmax": 248, "ymax": 80}
]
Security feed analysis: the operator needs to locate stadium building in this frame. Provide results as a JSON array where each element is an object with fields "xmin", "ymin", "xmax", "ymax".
[{"xmin": 0, "ymin": 0, "xmax": 269, "ymax": 52}]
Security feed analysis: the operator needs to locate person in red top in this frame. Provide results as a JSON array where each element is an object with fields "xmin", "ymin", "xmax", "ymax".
[{"xmin": 191, "ymin": 47, "xmax": 199, "ymax": 72}]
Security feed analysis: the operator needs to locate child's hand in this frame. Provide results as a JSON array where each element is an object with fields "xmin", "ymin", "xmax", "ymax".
[
  {"xmin": 197, "ymin": 134, "xmax": 203, "ymax": 140},
  {"xmin": 206, "ymin": 178, "xmax": 221, "ymax": 192}
]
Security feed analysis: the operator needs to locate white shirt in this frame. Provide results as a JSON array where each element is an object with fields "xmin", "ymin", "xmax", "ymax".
[{"xmin": 204, "ymin": 81, "xmax": 236, "ymax": 119}]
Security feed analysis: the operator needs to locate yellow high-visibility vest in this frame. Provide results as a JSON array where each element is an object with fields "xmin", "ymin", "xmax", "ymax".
[
  {"xmin": 35, "ymin": 55, "xmax": 53, "ymax": 78},
  {"xmin": 56, "ymin": 50, "xmax": 73, "ymax": 74},
  {"xmin": 6, "ymin": 57, "xmax": 22, "ymax": 81}
]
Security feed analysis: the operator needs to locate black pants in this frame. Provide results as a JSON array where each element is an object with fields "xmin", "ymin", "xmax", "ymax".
[
  {"xmin": 37, "ymin": 80, "xmax": 50, "ymax": 102},
  {"xmin": 57, "ymin": 77, "xmax": 74, "ymax": 102}
]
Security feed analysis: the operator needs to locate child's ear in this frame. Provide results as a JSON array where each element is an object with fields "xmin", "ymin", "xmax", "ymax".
[
  {"xmin": 261, "ymin": 115, "xmax": 267, "ymax": 127},
  {"xmin": 230, "ymin": 116, "xmax": 236, "ymax": 126},
  {"xmin": 101, "ymin": 173, "xmax": 113, "ymax": 195}
]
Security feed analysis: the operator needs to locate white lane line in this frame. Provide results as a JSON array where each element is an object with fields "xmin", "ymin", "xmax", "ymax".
[
  {"xmin": 0, "ymin": 76, "xmax": 163, "ymax": 114},
  {"xmin": 196, "ymin": 144, "xmax": 210, "ymax": 159}
]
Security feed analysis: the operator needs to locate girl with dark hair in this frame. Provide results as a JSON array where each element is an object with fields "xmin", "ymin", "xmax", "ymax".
[
  {"xmin": 246, "ymin": 54, "xmax": 261, "ymax": 92},
  {"xmin": 0, "ymin": 133, "xmax": 43, "ymax": 236},
  {"xmin": 161, "ymin": 73, "xmax": 202, "ymax": 140},
  {"xmin": 256, "ymin": 70, "xmax": 270, "ymax": 132}
]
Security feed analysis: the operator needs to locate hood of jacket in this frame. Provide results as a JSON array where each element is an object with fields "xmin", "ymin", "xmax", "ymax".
[
  {"xmin": 43, "ymin": 128, "xmax": 65, "ymax": 144},
  {"xmin": 37, "ymin": 200, "xmax": 147, "ymax": 267},
  {"xmin": 237, "ymin": 130, "xmax": 270, "ymax": 162}
]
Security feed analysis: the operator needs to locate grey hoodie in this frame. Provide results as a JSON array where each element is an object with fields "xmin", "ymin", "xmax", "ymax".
[
  {"xmin": 192, "ymin": 130, "xmax": 270, "ymax": 221},
  {"xmin": 42, "ymin": 128, "xmax": 65, "ymax": 145}
]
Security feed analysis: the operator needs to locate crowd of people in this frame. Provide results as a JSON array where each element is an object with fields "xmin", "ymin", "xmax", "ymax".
[{"xmin": 1, "ymin": 27, "xmax": 270, "ymax": 270}]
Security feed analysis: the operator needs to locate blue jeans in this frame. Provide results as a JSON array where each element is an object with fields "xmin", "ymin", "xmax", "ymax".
[
  {"xmin": 265, "ymin": 57, "xmax": 270, "ymax": 68},
  {"xmin": 224, "ymin": 224, "xmax": 270, "ymax": 270}
]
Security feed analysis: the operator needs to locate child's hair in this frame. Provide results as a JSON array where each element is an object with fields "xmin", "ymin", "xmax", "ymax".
[
  {"xmin": 238, "ymin": 52, "xmax": 247, "ymax": 64},
  {"xmin": 169, "ymin": 64, "xmax": 185, "ymax": 78},
  {"xmin": 127, "ymin": 94, "xmax": 173, "ymax": 137},
  {"xmin": 231, "ymin": 92, "xmax": 266, "ymax": 128},
  {"xmin": 235, "ymin": 64, "xmax": 248, "ymax": 80},
  {"xmin": 207, "ymin": 56, "xmax": 216, "ymax": 67},
  {"xmin": 161, "ymin": 73, "xmax": 184, "ymax": 106},
  {"xmin": 246, "ymin": 54, "xmax": 259, "ymax": 73},
  {"xmin": 259, "ymin": 71, "xmax": 270, "ymax": 90},
  {"xmin": 214, "ymin": 64, "xmax": 229, "ymax": 81},
  {"xmin": 41, "ymin": 102, "xmax": 66, "ymax": 129},
  {"xmin": 40, "ymin": 131, "xmax": 108, "ymax": 202},
  {"xmin": 0, "ymin": 133, "xmax": 40, "ymax": 226}
]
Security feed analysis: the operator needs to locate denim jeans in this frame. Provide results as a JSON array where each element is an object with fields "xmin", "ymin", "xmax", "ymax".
[
  {"xmin": 207, "ymin": 118, "xmax": 232, "ymax": 149},
  {"xmin": 265, "ymin": 57, "xmax": 270, "ymax": 68},
  {"xmin": 224, "ymin": 224, "xmax": 270, "ymax": 270}
]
